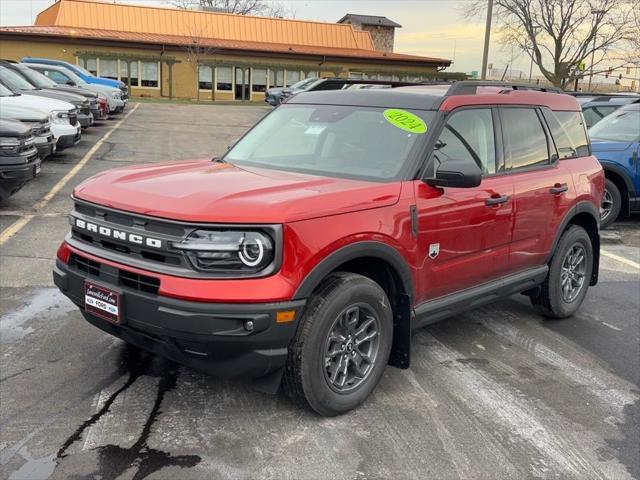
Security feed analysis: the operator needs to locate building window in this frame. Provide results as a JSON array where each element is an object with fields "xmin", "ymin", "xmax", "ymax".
[
  {"xmin": 119, "ymin": 61, "xmax": 139, "ymax": 87},
  {"xmin": 379, "ymin": 74, "xmax": 392, "ymax": 81},
  {"xmin": 100, "ymin": 59, "xmax": 118, "ymax": 80},
  {"xmin": 286, "ymin": 69, "xmax": 300, "ymax": 85},
  {"xmin": 305, "ymin": 71, "xmax": 319, "ymax": 79},
  {"xmin": 216, "ymin": 66, "xmax": 232, "ymax": 91},
  {"xmin": 199, "ymin": 65, "xmax": 213, "ymax": 90},
  {"xmin": 274, "ymin": 70, "xmax": 284, "ymax": 87},
  {"xmin": 140, "ymin": 61, "xmax": 159, "ymax": 88},
  {"xmin": 252, "ymin": 68, "xmax": 267, "ymax": 92},
  {"xmin": 85, "ymin": 58, "xmax": 97, "ymax": 75},
  {"xmin": 349, "ymin": 72, "xmax": 364, "ymax": 79}
]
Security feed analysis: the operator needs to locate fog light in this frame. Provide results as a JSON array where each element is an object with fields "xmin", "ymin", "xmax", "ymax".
[{"xmin": 244, "ymin": 320, "xmax": 254, "ymax": 332}]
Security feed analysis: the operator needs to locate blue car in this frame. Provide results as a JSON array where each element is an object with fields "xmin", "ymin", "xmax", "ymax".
[
  {"xmin": 21, "ymin": 57, "xmax": 128, "ymax": 99},
  {"xmin": 589, "ymin": 102, "xmax": 640, "ymax": 227}
]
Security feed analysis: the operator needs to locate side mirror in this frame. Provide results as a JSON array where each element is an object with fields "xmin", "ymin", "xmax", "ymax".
[
  {"xmin": 66, "ymin": 80, "xmax": 75, "ymax": 86},
  {"xmin": 426, "ymin": 159, "xmax": 482, "ymax": 188}
]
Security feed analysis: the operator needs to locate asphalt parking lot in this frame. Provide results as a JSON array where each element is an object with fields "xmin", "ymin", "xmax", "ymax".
[{"xmin": 0, "ymin": 102, "xmax": 639, "ymax": 480}]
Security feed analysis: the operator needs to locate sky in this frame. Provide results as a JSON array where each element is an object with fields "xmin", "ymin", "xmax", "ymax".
[{"xmin": 0, "ymin": 0, "xmax": 538, "ymax": 75}]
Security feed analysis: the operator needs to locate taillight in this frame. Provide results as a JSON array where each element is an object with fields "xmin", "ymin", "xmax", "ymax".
[{"xmin": 56, "ymin": 242, "xmax": 72, "ymax": 264}]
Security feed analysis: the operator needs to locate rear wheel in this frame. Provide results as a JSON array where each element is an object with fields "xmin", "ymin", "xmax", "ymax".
[
  {"xmin": 600, "ymin": 178, "xmax": 621, "ymax": 229},
  {"xmin": 283, "ymin": 272, "xmax": 393, "ymax": 416},
  {"xmin": 531, "ymin": 225, "xmax": 593, "ymax": 319}
]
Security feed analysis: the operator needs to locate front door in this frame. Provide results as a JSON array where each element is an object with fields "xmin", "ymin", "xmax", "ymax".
[
  {"xmin": 414, "ymin": 107, "xmax": 514, "ymax": 303},
  {"xmin": 234, "ymin": 68, "xmax": 250, "ymax": 101}
]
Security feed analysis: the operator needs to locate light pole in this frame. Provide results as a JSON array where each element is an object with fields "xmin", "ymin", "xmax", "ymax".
[
  {"xmin": 588, "ymin": 10, "xmax": 605, "ymax": 91},
  {"xmin": 481, "ymin": 0, "xmax": 494, "ymax": 80}
]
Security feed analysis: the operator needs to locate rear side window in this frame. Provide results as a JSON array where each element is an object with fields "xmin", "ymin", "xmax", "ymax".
[
  {"xmin": 543, "ymin": 110, "xmax": 590, "ymax": 159},
  {"xmin": 502, "ymin": 108, "xmax": 550, "ymax": 170}
]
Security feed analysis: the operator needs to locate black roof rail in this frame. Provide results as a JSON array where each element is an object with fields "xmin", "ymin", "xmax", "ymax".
[{"xmin": 445, "ymin": 81, "xmax": 563, "ymax": 96}]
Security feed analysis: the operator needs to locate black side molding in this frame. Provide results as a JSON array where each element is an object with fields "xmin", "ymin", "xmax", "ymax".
[{"xmin": 412, "ymin": 266, "xmax": 548, "ymax": 329}]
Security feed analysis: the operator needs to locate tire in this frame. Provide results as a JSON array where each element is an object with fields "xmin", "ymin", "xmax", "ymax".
[
  {"xmin": 600, "ymin": 178, "xmax": 621, "ymax": 229},
  {"xmin": 531, "ymin": 225, "xmax": 593, "ymax": 319},
  {"xmin": 283, "ymin": 272, "xmax": 393, "ymax": 416}
]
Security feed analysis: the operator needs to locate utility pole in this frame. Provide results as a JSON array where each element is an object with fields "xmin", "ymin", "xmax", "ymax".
[{"xmin": 481, "ymin": 0, "xmax": 494, "ymax": 80}]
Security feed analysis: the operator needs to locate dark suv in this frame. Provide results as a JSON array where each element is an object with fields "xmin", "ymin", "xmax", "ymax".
[
  {"xmin": 54, "ymin": 82, "xmax": 603, "ymax": 416},
  {"xmin": 0, "ymin": 118, "xmax": 41, "ymax": 202}
]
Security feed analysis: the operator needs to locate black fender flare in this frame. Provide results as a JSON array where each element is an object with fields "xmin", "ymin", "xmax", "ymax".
[
  {"xmin": 292, "ymin": 241, "xmax": 414, "ymax": 301},
  {"xmin": 547, "ymin": 201, "xmax": 600, "ymax": 285},
  {"xmin": 601, "ymin": 162, "xmax": 634, "ymax": 196}
]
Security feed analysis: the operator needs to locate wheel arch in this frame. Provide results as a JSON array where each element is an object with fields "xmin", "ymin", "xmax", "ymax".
[
  {"xmin": 547, "ymin": 201, "xmax": 600, "ymax": 286},
  {"xmin": 602, "ymin": 164, "xmax": 632, "ymax": 216},
  {"xmin": 292, "ymin": 241, "xmax": 414, "ymax": 369}
]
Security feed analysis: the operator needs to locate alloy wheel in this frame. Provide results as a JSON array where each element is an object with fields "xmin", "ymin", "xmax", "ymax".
[
  {"xmin": 323, "ymin": 304, "xmax": 380, "ymax": 393},
  {"xmin": 601, "ymin": 188, "xmax": 613, "ymax": 222},
  {"xmin": 560, "ymin": 243, "xmax": 587, "ymax": 303}
]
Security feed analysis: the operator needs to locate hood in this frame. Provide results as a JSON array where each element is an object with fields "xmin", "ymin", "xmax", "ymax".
[
  {"xmin": 73, "ymin": 160, "xmax": 401, "ymax": 224},
  {"xmin": 590, "ymin": 139, "xmax": 634, "ymax": 153},
  {"xmin": 0, "ymin": 101, "xmax": 48, "ymax": 122},
  {"xmin": 22, "ymin": 89, "xmax": 86, "ymax": 106},
  {"xmin": 0, "ymin": 118, "xmax": 30, "ymax": 137},
  {"xmin": 0, "ymin": 93, "xmax": 75, "ymax": 113},
  {"xmin": 48, "ymin": 84, "xmax": 97, "ymax": 99}
]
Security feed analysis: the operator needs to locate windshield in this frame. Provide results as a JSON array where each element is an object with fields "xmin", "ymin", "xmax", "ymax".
[
  {"xmin": 0, "ymin": 67, "xmax": 36, "ymax": 91},
  {"xmin": 18, "ymin": 66, "xmax": 57, "ymax": 88},
  {"xmin": 74, "ymin": 64, "xmax": 94, "ymax": 77},
  {"xmin": 589, "ymin": 107, "xmax": 640, "ymax": 142},
  {"xmin": 290, "ymin": 78, "xmax": 318, "ymax": 90},
  {"xmin": 225, "ymin": 104, "xmax": 433, "ymax": 182},
  {"xmin": 0, "ymin": 83, "xmax": 18, "ymax": 96}
]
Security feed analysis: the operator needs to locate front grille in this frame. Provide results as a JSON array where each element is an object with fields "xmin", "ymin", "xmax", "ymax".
[
  {"xmin": 68, "ymin": 110, "xmax": 78, "ymax": 126},
  {"xmin": 71, "ymin": 253, "xmax": 160, "ymax": 295},
  {"xmin": 18, "ymin": 135, "xmax": 36, "ymax": 155},
  {"xmin": 29, "ymin": 122, "xmax": 50, "ymax": 136},
  {"xmin": 81, "ymin": 105, "xmax": 91, "ymax": 115}
]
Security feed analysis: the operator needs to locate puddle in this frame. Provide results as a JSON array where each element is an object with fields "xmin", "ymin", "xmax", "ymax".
[{"xmin": 0, "ymin": 289, "xmax": 76, "ymax": 343}]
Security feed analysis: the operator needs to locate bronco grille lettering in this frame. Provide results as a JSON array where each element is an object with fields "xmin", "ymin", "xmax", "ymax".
[{"xmin": 74, "ymin": 218, "xmax": 163, "ymax": 249}]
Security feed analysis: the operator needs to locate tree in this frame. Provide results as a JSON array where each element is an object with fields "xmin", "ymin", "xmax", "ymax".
[
  {"xmin": 172, "ymin": 0, "xmax": 292, "ymax": 17},
  {"xmin": 182, "ymin": 26, "xmax": 219, "ymax": 101},
  {"xmin": 465, "ymin": 0, "xmax": 637, "ymax": 88}
]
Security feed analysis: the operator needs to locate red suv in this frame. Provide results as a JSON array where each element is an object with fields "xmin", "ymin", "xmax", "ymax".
[{"xmin": 54, "ymin": 82, "xmax": 603, "ymax": 416}]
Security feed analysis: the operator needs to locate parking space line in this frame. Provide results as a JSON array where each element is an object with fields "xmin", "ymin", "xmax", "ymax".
[
  {"xmin": 0, "ymin": 104, "xmax": 140, "ymax": 248},
  {"xmin": 601, "ymin": 249, "xmax": 640, "ymax": 270}
]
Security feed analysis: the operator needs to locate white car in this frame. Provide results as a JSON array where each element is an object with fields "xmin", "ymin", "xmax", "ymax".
[
  {"xmin": 0, "ymin": 82, "xmax": 81, "ymax": 150},
  {"xmin": 26, "ymin": 63, "xmax": 126, "ymax": 114}
]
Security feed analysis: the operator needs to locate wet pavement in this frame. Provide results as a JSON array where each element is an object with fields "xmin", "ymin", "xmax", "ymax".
[{"xmin": 1, "ymin": 103, "xmax": 639, "ymax": 480}]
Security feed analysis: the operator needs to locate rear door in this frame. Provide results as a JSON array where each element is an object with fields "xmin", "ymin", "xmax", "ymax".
[
  {"xmin": 414, "ymin": 107, "xmax": 514, "ymax": 303},
  {"xmin": 501, "ymin": 107, "xmax": 574, "ymax": 273}
]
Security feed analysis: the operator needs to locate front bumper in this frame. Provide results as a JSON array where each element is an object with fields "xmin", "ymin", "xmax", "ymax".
[
  {"xmin": 53, "ymin": 253, "xmax": 306, "ymax": 383},
  {"xmin": 78, "ymin": 112, "xmax": 93, "ymax": 128},
  {"xmin": 55, "ymin": 124, "xmax": 82, "ymax": 150},
  {"xmin": 0, "ymin": 156, "xmax": 41, "ymax": 201},
  {"xmin": 35, "ymin": 134, "xmax": 56, "ymax": 159}
]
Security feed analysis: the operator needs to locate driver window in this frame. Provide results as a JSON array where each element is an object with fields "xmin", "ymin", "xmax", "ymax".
[{"xmin": 431, "ymin": 108, "xmax": 497, "ymax": 176}]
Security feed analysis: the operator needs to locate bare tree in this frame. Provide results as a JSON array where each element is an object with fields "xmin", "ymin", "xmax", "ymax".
[
  {"xmin": 464, "ymin": 0, "xmax": 637, "ymax": 88},
  {"xmin": 182, "ymin": 26, "xmax": 219, "ymax": 101},
  {"xmin": 172, "ymin": 0, "xmax": 293, "ymax": 17}
]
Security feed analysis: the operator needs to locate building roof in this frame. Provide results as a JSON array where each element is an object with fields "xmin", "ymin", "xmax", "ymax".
[
  {"xmin": 337, "ymin": 14, "xmax": 402, "ymax": 29},
  {"xmin": 0, "ymin": 0, "xmax": 449, "ymax": 67}
]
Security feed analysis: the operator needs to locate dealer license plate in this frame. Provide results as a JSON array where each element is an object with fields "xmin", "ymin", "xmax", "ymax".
[{"xmin": 84, "ymin": 281, "xmax": 121, "ymax": 324}]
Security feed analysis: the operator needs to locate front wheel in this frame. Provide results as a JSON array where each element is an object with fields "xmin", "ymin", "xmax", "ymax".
[
  {"xmin": 531, "ymin": 225, "xmax": 593, "ymax": 319},
  {"xmin": 600, "ymin": 178, "xmax": 621, "ymax": 229},
  {"xmin": 283, "ymin": 272, "xmax": 393, "ymax": 416}
]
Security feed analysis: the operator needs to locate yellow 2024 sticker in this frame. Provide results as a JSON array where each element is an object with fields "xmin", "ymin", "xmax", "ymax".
[{"xmin": 383, "ymin": 109, "xmax": 427, "ymax": 134}]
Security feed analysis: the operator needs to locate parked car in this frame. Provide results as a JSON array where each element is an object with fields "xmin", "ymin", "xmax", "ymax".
[
  {"xmin": 0, "ymin": 103, "xmax": 56, "ymax": 160},
  {"xmin": 0, "ymin": 118, "xmax": 41, "ymax": 202},
  {"xmin": 21, "ymin": 57, "xmax": 128, "ymax": 99},
  {"xmin": 567, "ymin": 91, "xmax": 640, "ymax": 106},
  {"xmin": 27, "ymin": 63, "xmax": 126, "ymax": 114},
  {"xmin": 265, "ymin": 78, "xmax": 422, "ymax": 106},
  {"xmin": 581, "ymin": 95, "xmax": 639, "ymax": 128},
  {"xmin": 0, "ymin": 64, "xmax": 93, "ymax": 128},
  {"xmin": 0, "ymin": 82, "xmax": 81, "ymax": 151},
  {"xmin": 9, "ymin": 61, "xmax": 108, "ymax": 121},
  {"xmin": 589, "ymin": 101, "xmax": 640, "ymax": 227},
  {"xmin": 53, "ymin": 81, "xmax": 603, "ymax": 416}
]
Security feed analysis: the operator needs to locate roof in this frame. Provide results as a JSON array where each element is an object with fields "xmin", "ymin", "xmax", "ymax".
[
  {"xmin": 337, "ymin": 14, "xmax": 402, "ymax": 28},
  {"xmin": 36, "ymin": 0, "xmax": 375, "ymax": 50},
  {"xmin": 288, "ymin": 84, "xmax": 581, "ymax": 112},
  {"xmin": 0, "ymin": 25, "xmax": 451, "ymax": 66}
]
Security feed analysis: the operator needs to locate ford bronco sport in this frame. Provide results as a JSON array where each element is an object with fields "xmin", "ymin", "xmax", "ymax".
[{"xmin": 53, "ymin": 81, "xmax": 603, "ymax": 416}]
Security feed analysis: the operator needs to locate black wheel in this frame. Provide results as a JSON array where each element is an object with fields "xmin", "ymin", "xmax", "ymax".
[
  {"xmin": 283, "ymin": 272, "xmax": 393, "ymax": 416},
  {"xmin": 531, "ymin": 225, "xmax": 593, "ymax": 319},
  {"xmin": 600, "ymin": 178, "xmax": 621, "ymax": 229}
]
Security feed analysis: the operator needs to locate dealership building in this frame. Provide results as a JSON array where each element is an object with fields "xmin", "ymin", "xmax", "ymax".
[{"xmin": 0, "ymin": 0, "xmax": 451, "ymax": 101}]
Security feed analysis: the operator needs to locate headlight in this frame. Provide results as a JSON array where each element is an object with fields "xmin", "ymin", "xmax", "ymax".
[
  {"xmin": 0, "ymin": 137, "xmax": 20, "ymax": 153},
  {"xmin": 172, "ymin": 230, "xmax": 275, "ymax": 273},
  {"xmin": 50, "ymin": 110, "xmax": 69, "ymax": 124},
  {"xmin": 111, "ymin": 90, "xmax": 121, "ymax": 99}
]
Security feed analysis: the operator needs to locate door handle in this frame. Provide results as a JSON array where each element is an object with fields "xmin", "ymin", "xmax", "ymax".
[
  {"xmin": 549, "ymin": 183, "xmax": 568, "ymax": 194},
  {"xmin": 485, "ymin": 194, "xmax": 509, "ymax": 206}
]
